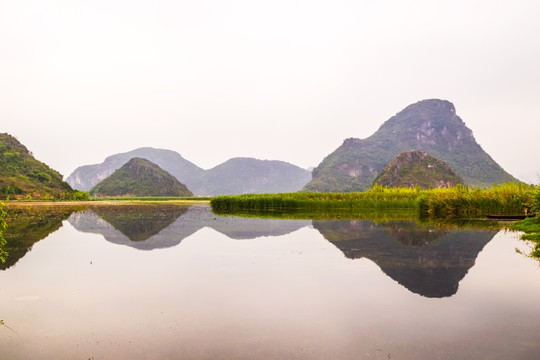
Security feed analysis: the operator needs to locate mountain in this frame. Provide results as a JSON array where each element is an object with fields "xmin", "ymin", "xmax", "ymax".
[
  {"xmin": 67, "ymin": 148, "xmax": 312, "ymax": 196},
  {"xmin": 304, "ymin": 99, "xmax": 517, "ymax": 192},
  {"xmin": 66, "ymin": 147, "xmax": 205, "ymax": 192},
  {"xmin": 373, "ymin": 150, "xmax": 463, "ymax": 189},
  {"xmin": 0, "ymin": 133, "xmax": 79, "ymax": 200},
  {"xmin": 89, "ymin": 158, "xmax": 193, "ymax": 197},
  {"xmin": 192, "ymin": 157, "xmax": 313, "ymax": 196}
]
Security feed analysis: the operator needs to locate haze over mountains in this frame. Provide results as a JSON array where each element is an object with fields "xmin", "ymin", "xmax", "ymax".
[
  {"xmin": 21, "ymin": 98, "xmax": 525, "ymax": 196},
  {"xmin": 67, "ymin": 149, "xmax": 312, "ymax": 196},
  {"xmin": 304, "ymin": 99, "xmax": 517, "ymax": 192},
  {"xmin": 90, "ymin": 158, "xmax": 193, "ymax": 197},
  {"xmin": 66, "ymin": 148, "xmax": 205, "ymax": 193}
]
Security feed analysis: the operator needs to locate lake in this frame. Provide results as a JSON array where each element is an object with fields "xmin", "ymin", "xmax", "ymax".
[{"xmin": 1, "ymin": 203, "xmax": 540, "ymax": 359}]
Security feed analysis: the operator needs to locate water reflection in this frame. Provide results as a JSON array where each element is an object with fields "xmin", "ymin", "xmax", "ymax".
[
  {"xmin": 68, "ymin": 204, "xmax": 311, "ymax": 250},
  {"xmin": 3, "ymin": 204, "xmax": 499, "ymax": 298},
  {"xmin": 3, "ymin": 204, "xmax": 540, "ymax": 359},
  {"xmin": 313, "ymin": 219, "xmax": 497, "ymax": 297},
  {"xmin": 1, "ymin": 205, "xmax": 87, "ymax": 270}
]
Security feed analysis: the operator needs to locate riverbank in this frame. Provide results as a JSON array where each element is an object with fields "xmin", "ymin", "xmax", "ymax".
[{"xmin": 2, "ymin": 198, "xmax": 210, "ymax": 208}]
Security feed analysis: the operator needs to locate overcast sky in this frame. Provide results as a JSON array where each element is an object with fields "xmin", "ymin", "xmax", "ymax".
[{"xmin": 1, "ymin": 0, "xmax": 539, "ymax": 184}]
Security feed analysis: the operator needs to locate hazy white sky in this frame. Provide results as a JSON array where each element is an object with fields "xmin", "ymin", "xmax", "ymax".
[{"xmin": 1, "ymin": 0, "xmax": 539, "ymax": 183}]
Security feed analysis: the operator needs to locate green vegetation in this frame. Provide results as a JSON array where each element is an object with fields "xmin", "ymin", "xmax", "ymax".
[
  {"xmin": 513, "ymin": 186, "xmax": 540, "ymax": 258},
  {"xmin": 0, "ymin": 204, "xmax": 88, "ymax": 269},
  {"xmin": 90, "ymin": 157, "xmax": 193, "ymax": 197},
  {"xmin": 66, "ymin": 147, "xmax": 206, "ymax": 192},
  {"xmin": 212, "ymin": 183, "xmax": 536, "ymax": 218},
  {"xmin": 374, "ymin": 150, "xmax": 463, "ymax": 189},
  {"xmin": 0, "ymin": 202, "xmax": 7, "ymax": 263},
  {"xmin": 0, "ymin": 133, "xmax": 88, "ymax": 200},
  {"xmin": 67, "ymin": 148, "xmax": 311, "ymax": 196},
  {"xmin": 304, "ymin": 99, "xmax": 517, "ymax": 192},
  {"xmin": 417, "ymin": 182, "xmax": 535, "ymax": 217},
  {"xmin": 212, "ymin": 188, "xmax": 419, "ymax": 212}
]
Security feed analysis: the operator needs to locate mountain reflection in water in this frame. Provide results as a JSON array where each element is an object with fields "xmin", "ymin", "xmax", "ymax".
[
  {"xmin": 4, "ymin": 203, "xmax": 498, "ymax": 299},
  {"xmin": 1, "ymin": 205, "xmax": 87, "ymax": 270},
  {"xmin": 68, "ymin": 204, "xmax": 311, "ymax": 250},
  {"xmin": 313, "ymin": 219, "xmax": 497, "ymax": 298}
]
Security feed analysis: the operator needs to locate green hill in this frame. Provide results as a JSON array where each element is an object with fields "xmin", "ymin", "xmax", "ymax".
[
  {"xmin": 90, "ymin": 157, "xmax": 193, "ymax": 197},
  {"xmin": 304, "ymin": 99, "xmax": 517, "ymax": 192},
  {"xmin": 0, "ymin": 133, "xmax": 82, "ymax": 200},
  {"xmin": 373, "ymin": 150, "xmax": 463, "ymax": 189},
  {"xmin": 67, "ymin": 148, "xmax": 311, "ymax": 196},
  {"xmin": 66, "ymin": 147, "xmax": 205, "ymax": 192}
]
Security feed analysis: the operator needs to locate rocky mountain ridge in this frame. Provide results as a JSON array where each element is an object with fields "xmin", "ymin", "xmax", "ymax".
[{"xmin": 304, "ymin": 99, "xmax": 517, "ymax": 192}]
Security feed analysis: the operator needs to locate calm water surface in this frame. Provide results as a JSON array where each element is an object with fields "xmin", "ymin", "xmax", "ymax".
[{"xmin": 1, "ymin": 204, "xmax": 540, "ymax": 359}]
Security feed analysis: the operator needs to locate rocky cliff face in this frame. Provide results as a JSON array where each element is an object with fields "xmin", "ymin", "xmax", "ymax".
[
  {"xmin": 304, "ymin": 99, "xmax": 517, "ymax": 192},
  {"xmin": 373, "ymin": 150, "xmax": 463, "ymax": 189}
]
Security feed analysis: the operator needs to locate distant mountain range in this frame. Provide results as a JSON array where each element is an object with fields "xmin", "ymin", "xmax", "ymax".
[
  {"xmin": 304, "ymin": 99, "xmax": 517, "ymax": 192},
  {"xmin": 67, "ymin": 149, "xmax": 312, "ymax": 196},
  {"xmin": 66, "ymin": 147, "xmax": 205, "ymax": 193},
  {"xmin": 190, "ymin": 157, "xmax": 312, "ymax": 196},
  {"xmin": 90, "ymin": 157, "xmax": 193, "ymax": 197},
  {"xmin": 10, "ymin": 98, "xmax": 518, "ymax": 197}
]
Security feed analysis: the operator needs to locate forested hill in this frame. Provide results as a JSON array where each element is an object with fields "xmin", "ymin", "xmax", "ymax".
[
  {"xmin": 89, "ymin": 157, "xmax": 193, "ymax": 197},
  {"xmin": 304, "ymin": 99, "xmax": 517, "ymax": 192},
  {"xmin": 0, "ymin": 133, "xmax": 82, "ymax": 200},
  {"xmin": 373, "ymin": 150, "xmax": 464, "ymax": 189},
  {"xmin": 68, "ymin": 149, "xmax": 311, "ymax": 196},
  {"xmin": 66, "ymin": 147, "xmax": 205, "ymax": 192}
]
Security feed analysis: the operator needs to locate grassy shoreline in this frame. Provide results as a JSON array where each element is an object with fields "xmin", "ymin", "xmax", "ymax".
[
  {"xmin": 2, "ymin": 198, "xmax": 211, "ymax": 207},
  {"xmin": 211, "ymin": 183, "xmax": 536, "ymax": 218}
]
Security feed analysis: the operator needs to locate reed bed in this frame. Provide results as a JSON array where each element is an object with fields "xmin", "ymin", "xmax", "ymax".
[{"xmin": 211, "ymin": 183, "xmax": 536, "ymax": 218}]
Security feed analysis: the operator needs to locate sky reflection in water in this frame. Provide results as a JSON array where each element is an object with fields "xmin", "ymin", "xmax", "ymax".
[{"xmin": 1, "ymin": 204, "xmax": 540, "ymax": 360}]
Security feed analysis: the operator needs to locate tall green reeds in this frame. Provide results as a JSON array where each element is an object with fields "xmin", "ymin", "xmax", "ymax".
[
  {"xmin": 419, "ymin": 183, "xmax": 535, "ymax": 217},
  {"xmin": 512, "ymin": 186, "xmax": 540, "ymax": 258},
  {"xmin": 211, "ymin": 183, "xmax": 536, "ymax": 218}
]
